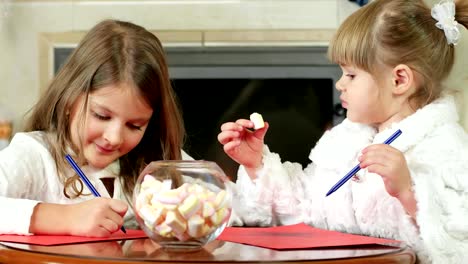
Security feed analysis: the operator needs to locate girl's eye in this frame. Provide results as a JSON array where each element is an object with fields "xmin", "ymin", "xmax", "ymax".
[
  {"xmin": 128, "ymin": 124, "xmax": 143, "ymax": 131},
  {"xmin": 346, "ymin": 74, "xmax": 355, "ymax": 79},
  {"xmin": 93, "ymin": 112, "xmax": 109, "ymax": 121}
]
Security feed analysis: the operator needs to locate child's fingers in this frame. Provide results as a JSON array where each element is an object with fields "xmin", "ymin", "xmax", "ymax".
[
  {"xmin": 252, "ymin": 122, "xmax": 269, "ymax": 140},
  {"xmin": 108, "ymin": 199, "xmax": 128, "ymax": 216},
  {"xmin": 220, "ymin": 121, "xmax": 244, "ymax": 132},
  {"xmin": 218, "ymin": 131, "xmax": 240, "ymax": 145},
  {"xmin": 362, "ymin": 144, "xmax": 399, "ymax": 155},
  {"xmin": 360, "ymin": 153, "xmax": 390, "ymax": 168},
  {"xmin": 220, "ymin": 122, "xmax": 236, "ymax": 131},
  {"xmin": 365, "ymin": 163, "xmax": 388, "ymax": 176},
  {"xmin": 104, "ymin": 209, "xmax": 124, "ymax": 228},
  {"xmin": 224, "ymin": 140, "xmax": 241, "ymax": 152},
  {"xmin": 101, "ymin": 218, "xmax": 120, "ymax": 234},
  {"xmin": 359, "ymin": 145, "xmax": 394, "ymax": 166},
  {"xmin": 235, "ymin": 118, "xmax": 254, "ymax": 129},
  {"xmin": 92, "ymin": 226, "xmax": 113, "ymax": 238}
]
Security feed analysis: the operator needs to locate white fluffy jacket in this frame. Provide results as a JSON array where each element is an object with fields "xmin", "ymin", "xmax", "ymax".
[{"xmin": 230, "ymin": 95, "xmax": 468, "ymax": 263}]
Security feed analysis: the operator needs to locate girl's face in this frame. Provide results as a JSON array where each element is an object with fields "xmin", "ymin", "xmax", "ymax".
[
  {"xmin": 336, "ymin": 65, "xmax": 394, "ymax": 126},
  {"xmin": 69, "ymin": 84, "xmax": 153, "ymax": 169}
]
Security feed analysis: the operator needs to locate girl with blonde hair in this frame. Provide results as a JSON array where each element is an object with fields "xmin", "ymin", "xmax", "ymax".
[{"xmin": 218, "ymin": 0, "xmax": 468, "ymax": 262}]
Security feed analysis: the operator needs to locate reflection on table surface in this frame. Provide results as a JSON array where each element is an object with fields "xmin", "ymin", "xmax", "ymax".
[{"xmin": 0, "ymin": 238, "xmax": 416, "ymax": 263}]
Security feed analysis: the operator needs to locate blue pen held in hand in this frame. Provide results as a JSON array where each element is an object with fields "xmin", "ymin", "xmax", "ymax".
[
  {"xmin": 65, "ymin": 154, "xmax": 127, "ymax": 234},
  {"xmin": 325, "ymin": 129, "xmax": 402, "ymax": 197}
]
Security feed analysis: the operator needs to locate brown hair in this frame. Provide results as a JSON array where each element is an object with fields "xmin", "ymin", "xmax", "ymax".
[
  {"xmin": 328, "ymin": 0, "xmax": 468, "ymax": 108},
  {"xmin": 24, "ymin": 19, "xmax": 185, "ymax": 198}
]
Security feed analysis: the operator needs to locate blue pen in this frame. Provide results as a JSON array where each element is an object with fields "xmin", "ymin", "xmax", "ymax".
[
  {"xmin": 325, "ymin": 129, "xmax": 402, "ymax": 197},
  {"xmin": 65, "ymin": 154, "xmax": 127, "ymax": 234}
]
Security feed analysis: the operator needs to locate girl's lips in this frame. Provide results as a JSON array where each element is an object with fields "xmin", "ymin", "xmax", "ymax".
[
  {"xmin": 339, "ymin": 97, "xmax": 347, "ymax": 106},
  {"xmin": 341, "ymin": 100, "xmax": 348, "ymax": 108},
  {"xmin": 95, "ymin": 144, "xmax": 115, "ymax": 154}
]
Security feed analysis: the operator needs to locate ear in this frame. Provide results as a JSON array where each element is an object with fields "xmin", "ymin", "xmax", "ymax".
[{"xmin": 391, "ymin": 64, "xmax": 414, "ymax": 95}]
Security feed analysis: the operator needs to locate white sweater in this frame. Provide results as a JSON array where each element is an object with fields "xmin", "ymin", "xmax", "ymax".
[
  {"xmin": 230, "ymin": 95, "xmax": 468, "ymax": 264},
  {"xmin": 0, "ymin": 131, "xmax": 191, "ymax": 235}
]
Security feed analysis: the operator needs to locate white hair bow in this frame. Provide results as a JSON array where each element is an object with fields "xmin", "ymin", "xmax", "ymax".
[{"xmin": 431, "ymin": 0, "xmax": 461, "ymax": 45}]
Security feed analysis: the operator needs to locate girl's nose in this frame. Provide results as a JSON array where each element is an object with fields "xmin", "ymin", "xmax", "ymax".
[
  {"xmin": 335, "ymin": 78, "xmax": 345, "ymax": 92},
  {"xmin": 103, "ymin": 123, "xmax": 123, "ymax": 147}
]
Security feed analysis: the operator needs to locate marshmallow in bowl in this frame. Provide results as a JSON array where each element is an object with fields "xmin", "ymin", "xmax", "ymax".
[
  {"xmin": 249, "ymin": 112, "xmax": 265, "ymax": 130},
  {"xmin": 135, "ymin": 175, "xmax": 231, "ymax": 241}
]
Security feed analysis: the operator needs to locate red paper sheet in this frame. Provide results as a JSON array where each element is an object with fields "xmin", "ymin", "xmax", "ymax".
[
  {"xmin": 0, "ymin": 229, "xmax": 147, "ymax": 246},
  {"xmin": 217, "ymin": 223, "xmax": 400, "ymax": 249}
]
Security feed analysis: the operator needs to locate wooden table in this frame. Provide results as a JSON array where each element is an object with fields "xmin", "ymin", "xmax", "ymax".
[{"xmin": 0, "ymin": 238, "xmax": 416, "ymax": 264}]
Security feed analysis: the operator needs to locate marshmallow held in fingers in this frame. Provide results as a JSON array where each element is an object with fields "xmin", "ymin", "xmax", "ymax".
[{"xmin": 249, "ymin": 112, "xmax": 265, "ymax": 130}]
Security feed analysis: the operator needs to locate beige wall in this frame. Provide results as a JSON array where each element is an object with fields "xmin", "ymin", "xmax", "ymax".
[{"xmin": 0, "ymin": 0, "xmax": 467, "ymax": 132}]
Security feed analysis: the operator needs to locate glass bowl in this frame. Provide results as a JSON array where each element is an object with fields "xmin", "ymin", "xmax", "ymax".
[{"xmin": 133, "ymin": 160, "xmax": 232, "ymax": 251}]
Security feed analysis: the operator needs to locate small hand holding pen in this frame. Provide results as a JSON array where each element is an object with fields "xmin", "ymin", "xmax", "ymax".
[
  {"xmin": 65, "ymin": 154, "xmax": 127, "ymax": 234},
  {"xmin": 325, "ymin": 129, "xmax": 402, "ymax": 196}
]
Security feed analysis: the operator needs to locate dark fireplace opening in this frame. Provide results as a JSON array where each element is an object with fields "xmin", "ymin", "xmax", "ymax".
[{"xmin": 173, "ymin": 78, "xmax": 334, "ymax": 179}]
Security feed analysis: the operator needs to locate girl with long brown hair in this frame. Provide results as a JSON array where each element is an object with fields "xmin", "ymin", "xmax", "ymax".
[{"xmin": 0, "ymin": 19, "xmax": 186, "ymax": 237}]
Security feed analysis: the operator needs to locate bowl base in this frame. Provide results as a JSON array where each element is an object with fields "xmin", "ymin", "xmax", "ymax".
[{"xmin": 159, "ymin": 241, "xmax": 203, "ymax": 252}]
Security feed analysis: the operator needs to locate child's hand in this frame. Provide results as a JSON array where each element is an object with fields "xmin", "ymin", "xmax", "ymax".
[
  {"xmin": 217, "ymin": 119, "xmax": 269, "ymax": 174},
  {"xmin": 358, "ymin": 144, "xmax": 412, "ymax": 198},
  {"xmin": 67, "ymin": 197, "xmax": 128, "ymax": 237}
]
